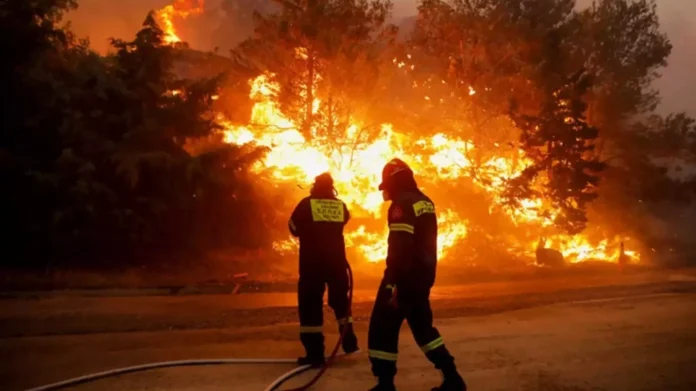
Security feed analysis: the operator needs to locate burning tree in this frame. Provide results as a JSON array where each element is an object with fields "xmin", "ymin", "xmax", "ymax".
[
  {"xmin": 564, "ymin": 0, "xmax": 691, "ymax": 256},
  {"xmin": 506, "ymin": 71, "xmax": 605, "ymax": 235},
  {"xmin": 162, "ymin": 0, "xmax": 652, "ymax": 265},
  {"xmin": 409, "ymin": 0, "xmax": 605, "ymax": 235},
  {"xmin": 232, "ymin": 0, "xmax": 397, "ymax": 150}
]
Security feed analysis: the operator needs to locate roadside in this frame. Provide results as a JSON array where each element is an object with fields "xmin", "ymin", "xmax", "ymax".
[
  {"xmin": 1, "ymin": 268, "xmax": 695, "ymax": 338},
  {"xmin": 2, "ymin": 268, "xmax": 695, "ymax": 390},
  {"xmin": 0, "ymin": 262, "xmax": 655, "ymax": 298},
  {"xmin": 4, "ymin": 291, "xmax": 696, "ymax": 391}
]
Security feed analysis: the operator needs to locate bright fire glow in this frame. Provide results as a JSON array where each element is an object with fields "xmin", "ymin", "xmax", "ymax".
[
  {"xmin": 220, "ymin": 74, "xmax": 638, "ymax": 264},
  {"xmin": 157, "ymin": 2, "xmax": 641, "ymax": 266},
  {"xmin": 155, "ymin": 0, "xmax": 205, "ymax": 44}
]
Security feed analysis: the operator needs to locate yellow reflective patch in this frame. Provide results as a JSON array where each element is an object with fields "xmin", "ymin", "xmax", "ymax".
[
  {"xmin": 413, "ymin": 200, "xmax": 435, "ymax": 217},
  {"xmin": 389, "ymin": 223, "xmax": 414, "ymax": 234},
  {"xmin": 310, "ymin": 199, "xmax": 344, "ymax": 222}
]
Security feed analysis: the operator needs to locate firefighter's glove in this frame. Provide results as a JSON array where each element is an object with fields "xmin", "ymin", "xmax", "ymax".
[{"xmin": 386, "ymin": 284, "xmax": 398, "ymax": 309}]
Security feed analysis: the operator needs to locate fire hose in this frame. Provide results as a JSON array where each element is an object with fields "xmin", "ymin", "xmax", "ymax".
[{"xmin": 24, "ymin": 264, "xmax": 356, "ymax": 391}]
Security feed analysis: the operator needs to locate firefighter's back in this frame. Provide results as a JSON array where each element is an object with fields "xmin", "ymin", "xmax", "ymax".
[{"xmin": 295, "ymin": 195, "xmax": 349, "ymax": 269}]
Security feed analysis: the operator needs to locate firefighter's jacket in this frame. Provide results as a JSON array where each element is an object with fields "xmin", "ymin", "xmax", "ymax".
[
  {"xmin": 289, "ymin": 196, "xmax": 350, "ymax": 273},
  {"xmin": 384, "ymin": 190, "xmax": 438, "ymax": 291}
]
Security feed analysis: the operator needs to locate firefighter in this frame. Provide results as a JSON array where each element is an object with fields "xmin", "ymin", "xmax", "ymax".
[
  {"xmin": 288, "ymin": 172, "xmax": 359, "ymax": 366},
  {"xmin": 367, "ymin": 159, "xmax": 466, "ymax": 391}
]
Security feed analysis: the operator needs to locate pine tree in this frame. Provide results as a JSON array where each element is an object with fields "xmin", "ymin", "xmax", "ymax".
[{"xmin": 506, "ymin": 71, "xmax": 605, "ymax": 234}]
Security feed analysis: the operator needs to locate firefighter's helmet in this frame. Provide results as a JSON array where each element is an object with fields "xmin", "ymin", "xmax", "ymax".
[
  {"xmin": 378, "ymin": 158, "xmax": 414, "ymax": 191},
  {"xmin": 311, "ymin": 172, "xmax": 336, "ymax": 196},
  {"xmin": 314, "ymin": 172, "xmax": 333, "ymax": 187}
]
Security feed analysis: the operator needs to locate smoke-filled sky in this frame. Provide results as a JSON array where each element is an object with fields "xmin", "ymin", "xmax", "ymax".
[{"xmin": 67, "ymin": 0, "xmax": 695, "ymax": 116}]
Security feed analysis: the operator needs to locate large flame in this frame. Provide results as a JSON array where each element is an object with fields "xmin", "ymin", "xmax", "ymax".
[
  {"xmin": 155, "ymin": 0, "xmax": 205, "ymax": 44},
  {"xmin": 222, "ymin": 75, "xmax": 470, "ymax": 262},
  {"xmin": 221, "ymin": 75, "xmax": 639, "ymax": 265},
  {"xmin": 158, "ymin": 2, "xmax": 641, "ymax": 266}
]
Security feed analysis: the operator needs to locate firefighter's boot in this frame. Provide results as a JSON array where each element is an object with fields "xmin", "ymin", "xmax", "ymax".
[
  {"xmin": 340, "ymin": 323, "xmax": 359, "ymax": 354},
  {"xmin": 431, "ymin": 369, "xmax": 466, "ymax": 391},
  {"xmin": 298, "ymin": 332, "xmax": 325, "ymax": 367},
  {"xmin": 368, "ymin": 377, "xmax": 397, "ymax": 391}
]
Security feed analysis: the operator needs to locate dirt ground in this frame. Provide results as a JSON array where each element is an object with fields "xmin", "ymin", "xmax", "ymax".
[{"xmin": 2, "ymin": 269, "xmax": 696, "ymax": 391}]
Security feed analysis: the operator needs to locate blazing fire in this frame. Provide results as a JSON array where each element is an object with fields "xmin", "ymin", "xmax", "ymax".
[
  {"xmin": 158, "ymin": 3, "xmax": 640, "ymax": 266},
  {"xmin": 155, "ymin": 0, "xmax": 205, "ymax": 44},
  {"xmin": 221, "ymin": 74, "xmax": 639, "ymax": 264},
  {"xmin": 222, "ymin": 74, "xmax": 470, "ymax": 262}
]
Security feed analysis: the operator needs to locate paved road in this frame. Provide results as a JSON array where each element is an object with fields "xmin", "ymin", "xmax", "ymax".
[
  {"xmin": 2, "ymin": 270, "xmax": 696, "ymax": 390},
  {"xmin": 9, "ymin": 292, "xmax": 696, "ymax": 391},
  {"xmin": 2, "ymin": 270, "xmax": 692, "ymax": 338}
]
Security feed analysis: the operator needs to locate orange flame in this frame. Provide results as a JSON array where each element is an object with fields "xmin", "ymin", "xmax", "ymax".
[
  {"xmin": 154, "ymin": 3, "xmax": 641, "ymax": 266},
  {"xmin": 155, "ymin": 0, "xmax": 205, "ymax": 44},
  {"xmin": 219, "ymin": 74, "xmax": 639, "ymax": 265},
  {"xmin": 220, "ymin": 74, "xmax": 470, "ymax": 262}
]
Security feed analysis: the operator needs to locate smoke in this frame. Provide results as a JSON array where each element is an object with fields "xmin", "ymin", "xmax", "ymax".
[
  {"xmin": 208, "ymin": 0, "xmax": 280, "ymax": 52},
  {"xmin": 66, "ymin": 0, "xmax": 696, "ymax": 114},
  {"xmin": 391, "ymin": 0, "xmax": 696, "ymax": 116},
  {"xmin": 68, "ymin": 0, "xmax": 422, "ymax": 54},
  {"xmin": 66, "ymin": 0, "xmax": 171, "ymax": 53},
  {"xmin": 650, "ymin": 3, "xmax": 696, "ymax": 116},
  {"xmin": 66, "ymin": 0, "xmax": 270, "ymax": 53},
  {"xmin": 390, "ymin": 0, "xmax": 417, "ymax": 19}
]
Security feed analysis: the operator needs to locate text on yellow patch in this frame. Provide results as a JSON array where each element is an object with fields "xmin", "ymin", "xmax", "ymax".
[
  {"xmin": 310, "ymin": 199, "xmax": 344, "ymax": 222},
  {"xmin": 413, "ymin": 200, "xmax": 435, "ymax": 217}
]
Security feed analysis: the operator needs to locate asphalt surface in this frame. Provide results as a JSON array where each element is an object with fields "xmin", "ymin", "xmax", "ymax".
[{"xmin": 2, "ymin": 270, "xmax": 696, "ymax": 390}]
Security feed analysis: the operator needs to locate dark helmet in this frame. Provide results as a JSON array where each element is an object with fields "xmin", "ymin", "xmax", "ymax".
[
  {"xmin": 311, "ymin": 172, "xmax": 336, "ymax": 196},
  {"xmin": 378, "ymin": 158, "xmax": 414, "ymax": 191}
]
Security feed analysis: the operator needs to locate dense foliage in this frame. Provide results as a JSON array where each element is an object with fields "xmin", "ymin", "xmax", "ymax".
[
  {"xmin": 1, "ymin": 1, "xmax": 271, "ymax": 269},
  {"xmin": 384, "ymin": 0, "xmax": 695, "ymax": 247}
]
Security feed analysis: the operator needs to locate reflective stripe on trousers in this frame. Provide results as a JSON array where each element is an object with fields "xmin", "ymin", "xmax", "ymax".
[
  {"xmin": 368, "ymin": 349, "xmax": 398, "ymax": 361},
  {"xmin": 420, "ymin": 336, "xmax": 444, "ymax": 352}
]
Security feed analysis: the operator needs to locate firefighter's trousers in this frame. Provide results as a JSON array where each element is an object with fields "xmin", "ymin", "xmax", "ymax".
[
  {"xmin": 367, "ymin": 280, "xmax": 455, "ymax": 378},
  {"xmin": 298, "ymin": 262, "xmax": 358, "ymax": 358}
]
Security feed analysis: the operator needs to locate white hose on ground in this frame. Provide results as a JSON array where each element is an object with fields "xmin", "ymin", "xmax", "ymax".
[
  {"xmin": 24, "ymin": 358, "xmax": 297, "ymax": 391},
  {"xmin": 263, "ymin": 350, "xmax": 361, "ymax": 391},
  {"xmin": 26, "ymin": 267, "xmax": 358, "ymax": 391},
  {"xmin": 262, "ymin": 364, "xmax": 314, "ymax": 391}
]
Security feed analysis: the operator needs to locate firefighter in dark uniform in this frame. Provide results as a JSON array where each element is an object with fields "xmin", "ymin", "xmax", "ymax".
[
  {"xmin": 367, "ymin": 159, "xmax": 466, "ymax": 391},
  {"xmin": 289, "ymin": 172, "xmax": 359, "ymax": 366}
]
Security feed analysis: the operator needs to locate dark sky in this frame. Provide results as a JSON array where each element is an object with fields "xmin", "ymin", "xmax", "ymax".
[{"xmin": 67, "ymin": 0, "xmax": 695, "ymax": 116}]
